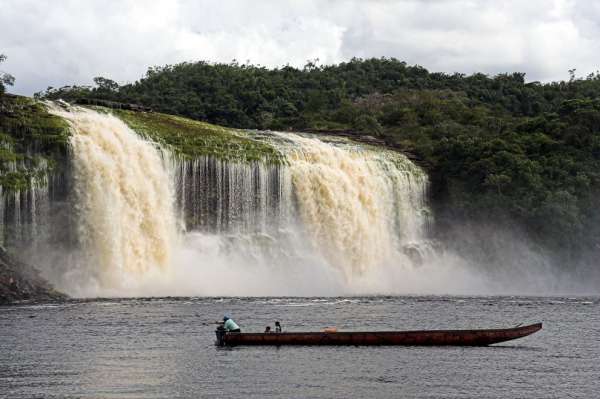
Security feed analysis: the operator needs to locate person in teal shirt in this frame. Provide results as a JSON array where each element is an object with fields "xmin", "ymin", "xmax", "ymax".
[{"xmin": 223, "ymin": 315, "xmax": 241, "ymax": 332}]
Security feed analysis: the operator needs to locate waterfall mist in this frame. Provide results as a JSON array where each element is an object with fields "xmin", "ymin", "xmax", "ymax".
[{"xmin": 433, "ymin": 219, "xmax": 600, "ymax": 296}]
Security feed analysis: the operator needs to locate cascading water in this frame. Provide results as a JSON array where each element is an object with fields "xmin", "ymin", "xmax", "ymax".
[
  {"xmin": 169, "ymin": 131, "xmax": 433, "ymax": 293},
  {"xmin": 0, "ymin": 179, "xmax": 48, "ymax": 248},
  {"xmin": 173, "ymin": 156, "xmax": 292, "ymax": 234},
  {"xmin": 48, "ymin": 106, "xmax": 178, "ymax": 294},
  {"xmin": 6, "ymin": 104, "xmax": 434, "ymax": 296},
  {"xmin": 5, "ymin": 104, "xmax": 597, "ymax": 296},
  {"xmin": 275, "ymin": 133, "xmax": 430, "ymax": 278}
]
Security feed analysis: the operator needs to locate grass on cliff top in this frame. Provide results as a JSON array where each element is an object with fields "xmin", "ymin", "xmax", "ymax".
[
  {"xmin": 0, "ymin": 95, "xmax": 70, "ymax": 148},
  {"xmin": 109, "ymin": 108, "xmax": 284, "ymax": 164},
  {"xmin": 0, "ymin": 95, "xmax": 70, "ymax": 192}
]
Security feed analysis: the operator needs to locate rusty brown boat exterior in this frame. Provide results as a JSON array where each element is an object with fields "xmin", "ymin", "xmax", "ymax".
[{"xmin": 216, "ymin": 323, "xmax": 542, "ymax": 346}]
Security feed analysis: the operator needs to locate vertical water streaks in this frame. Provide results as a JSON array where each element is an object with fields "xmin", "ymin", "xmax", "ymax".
[
  {"xmin": 172, "ymin": 156, "xmax": 292, "ymax": 235},
  {"xmin": 0, "ymin": 144, "xmax": 64, "ymax": 251}
]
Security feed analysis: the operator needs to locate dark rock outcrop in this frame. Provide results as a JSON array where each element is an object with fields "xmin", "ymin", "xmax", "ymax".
[{"xmin": 0, "ymin": 246, "xmax": 67, "ymax": 305}]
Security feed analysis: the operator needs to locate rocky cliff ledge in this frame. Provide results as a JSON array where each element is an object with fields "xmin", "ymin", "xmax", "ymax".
[{"xmin": 0, "ymin": 246, "xmax": 67, "ymax": 304}]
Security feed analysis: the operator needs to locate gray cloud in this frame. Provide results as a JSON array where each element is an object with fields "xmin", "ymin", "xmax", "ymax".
[{"xmin": 1, "ymin": 0, "xmax": 599, "ymax": 95}]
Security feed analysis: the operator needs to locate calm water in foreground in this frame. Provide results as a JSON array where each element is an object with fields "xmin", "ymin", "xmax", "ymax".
[{"xmin": 1, "ymin": 296, "xmax": 598, "ymax": 398}]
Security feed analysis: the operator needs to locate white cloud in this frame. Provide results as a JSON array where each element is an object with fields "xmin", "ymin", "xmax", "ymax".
[{"xmin": 1, "ymin": 0, "xmax": 599, "ymax": 95}]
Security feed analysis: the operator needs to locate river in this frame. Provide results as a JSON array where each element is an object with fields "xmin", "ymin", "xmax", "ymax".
[{"xmin": 1, "ymin": 295, "xmax": 598, "ymax": 398}]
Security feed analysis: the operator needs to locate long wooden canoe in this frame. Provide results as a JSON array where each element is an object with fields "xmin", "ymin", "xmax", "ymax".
[{"xmin": 215, "ymin": 322, "xmax": 542, "ymax": 346}]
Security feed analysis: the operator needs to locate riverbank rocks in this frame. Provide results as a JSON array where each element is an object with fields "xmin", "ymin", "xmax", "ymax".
[{"xmin": 0, "ymin": 246, "xmax": 67, "ymax": 304}]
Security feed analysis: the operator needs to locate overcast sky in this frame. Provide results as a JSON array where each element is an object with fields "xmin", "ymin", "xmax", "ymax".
[{"xmin": 1, "ymin": 0, "xmax": 599, "ymax": 95}]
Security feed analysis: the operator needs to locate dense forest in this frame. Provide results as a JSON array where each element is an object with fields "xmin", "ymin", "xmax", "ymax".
[{"xmin": 26, "ymin": 58, "xmax": 600, "ymax": 261}]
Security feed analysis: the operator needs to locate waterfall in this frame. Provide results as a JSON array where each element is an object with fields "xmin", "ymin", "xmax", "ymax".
[
  {"xmin": 0, "ymin": 183, "xmax": 47, "ymax": 247},
  {"xmin": 4, "ymin": 104, "xmax": 432, "ymax": 295},
  {"xmin": 7, "ymin": 104, "xmax": 594, "ymax": 295},
  {"xmin": 171, "ymin": 131, "xmax": 431, "ymax": 285},
  {"xmin": 49, "ymin": 106, "xmax": 178, "ymax": 292},
  {"xmin": 172, "ymin": 156, "xmax": 292, "ymax": 234},
  {"xmin": 277, "ymin": 133, "xmax": 430, "ymax": 278}
]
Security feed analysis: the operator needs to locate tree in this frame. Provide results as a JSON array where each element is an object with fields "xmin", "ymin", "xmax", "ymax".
[
  {"xmin": 93, "ymin": 76, "xmax": 119, "ymax": 92},
  {"xmin": 0, "ymin": 54, "xmax": 15, "ymax": 95}
]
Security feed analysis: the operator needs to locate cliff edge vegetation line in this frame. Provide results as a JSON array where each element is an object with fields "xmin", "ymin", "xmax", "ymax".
[{"xmin": 111, "ymin": 108, "xmax": 284, "ymax": 164}]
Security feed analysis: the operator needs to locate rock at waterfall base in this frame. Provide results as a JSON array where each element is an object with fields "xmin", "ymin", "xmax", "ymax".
[{"xmin": 0, "ymin": 246, "xmax": 67, "ymax": 305}]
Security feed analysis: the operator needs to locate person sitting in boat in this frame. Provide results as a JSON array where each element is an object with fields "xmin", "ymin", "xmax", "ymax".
[
  {"xmin": 223, "ymin": 315, "xmax": 241, "ymax": 332},
  {"xmin": 275, "ymin": 321, "xmax": 282, "ymax": 333},
  {"xmin": 264, "ymin": 326, "xmax": 272, "ymax": 333}
]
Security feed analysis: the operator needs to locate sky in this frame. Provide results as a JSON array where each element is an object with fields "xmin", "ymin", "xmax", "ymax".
[{"xmin": 1, "ymin": 0, "xmax": 599, "ymax": 95}]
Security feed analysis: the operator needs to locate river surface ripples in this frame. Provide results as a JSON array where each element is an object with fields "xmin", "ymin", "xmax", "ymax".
[{"xmin": 1, "ymin": 296, "xmax": 598, "ymax": 398}]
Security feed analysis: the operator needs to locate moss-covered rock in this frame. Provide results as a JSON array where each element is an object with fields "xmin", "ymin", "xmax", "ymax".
[
  {"xmin": 0, "ymin": 95, "xmax": 70, "ymax": 192},
  {"xmin": 109, "ymin": 108, "xmax": 285, "ymax": 164}
]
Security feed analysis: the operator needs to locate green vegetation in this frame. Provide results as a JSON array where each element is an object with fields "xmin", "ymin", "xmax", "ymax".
[
  {"xmin": 0, "ymin": 95, "xmax": 70, "ymax": 191},
  {"xmin": 34, "ymin": 58, "xmax": 600, "ymax": 258},
  {"xmin": 109, "ymin": 108, "xmax": 284, "ymax": 164},
  {"xmin": 0, "ymin": 54, "xmax": 15, "ymax": 95}
]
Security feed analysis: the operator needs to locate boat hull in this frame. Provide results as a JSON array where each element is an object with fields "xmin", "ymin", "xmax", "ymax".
[{"xmin": 217, "ymin": 323, "xmax": 542, "ymax": 346}]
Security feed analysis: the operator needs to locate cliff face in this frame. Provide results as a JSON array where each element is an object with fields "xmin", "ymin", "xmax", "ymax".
[
  {"xmin": 0, "ymin": 95, "xmax": 70, "ymax": 304},
  {"xmin": 0, "ymin": 94, "xmax": 70, "ymax": 191},
  {"xmin": 0, "ymin": 246, "xmax": 67, "ymax": 304}
]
